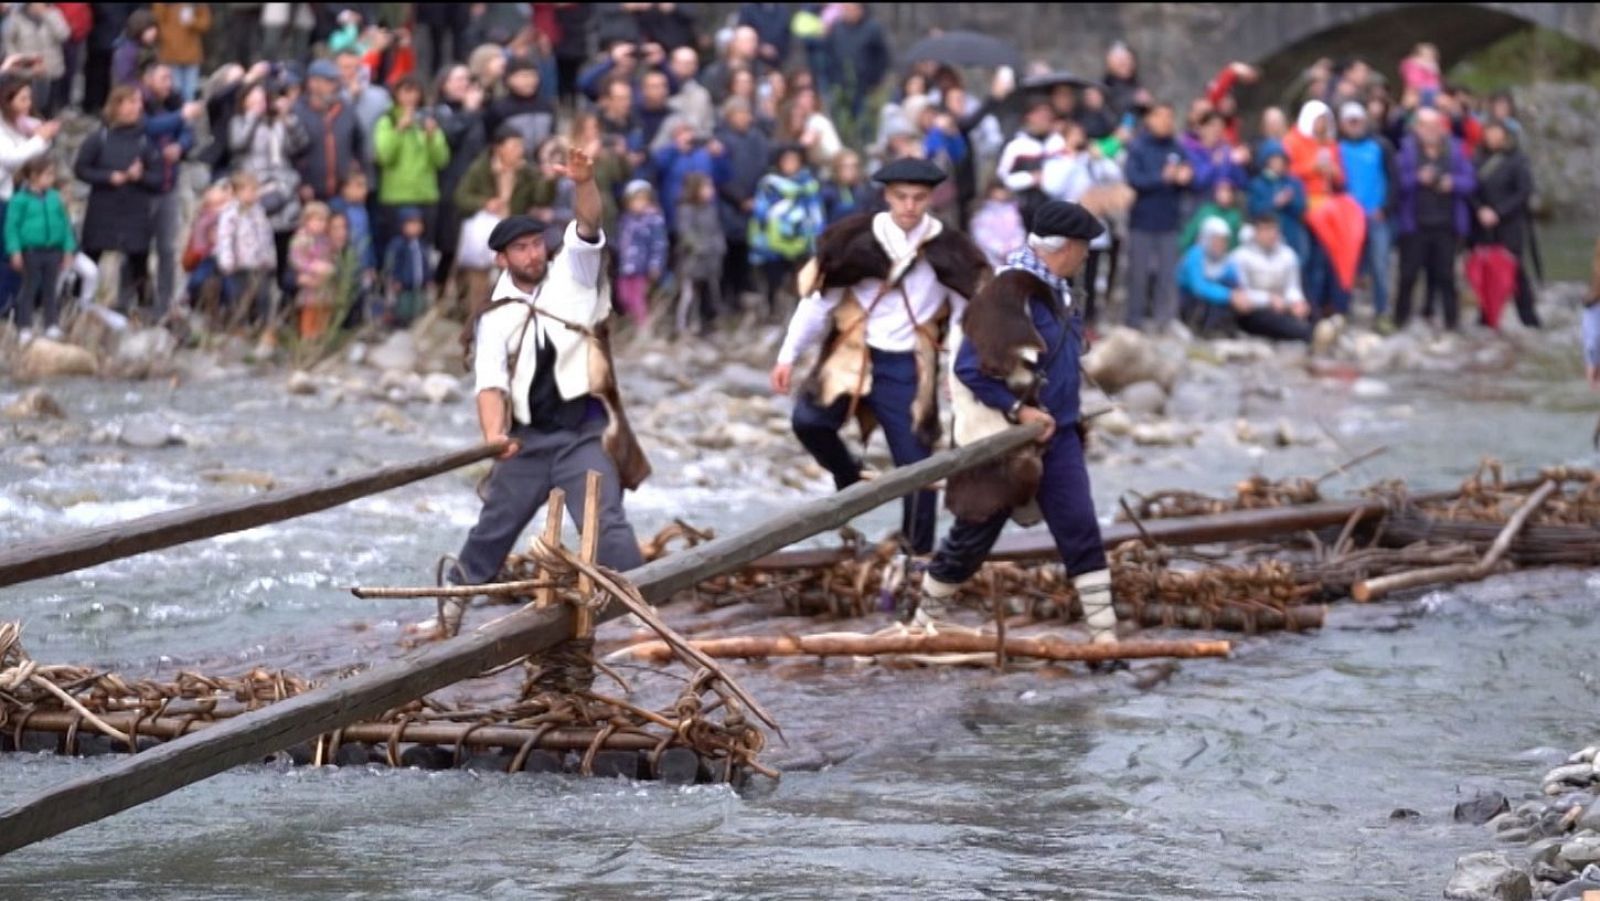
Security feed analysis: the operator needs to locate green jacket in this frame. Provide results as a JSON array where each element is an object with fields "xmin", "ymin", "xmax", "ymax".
[
  {"xmin": 373, "ymin": 112, "xmax": 451, "ymax": 205},
  {"xmin": 453, "ymin": 154, "xmax": 545, "ymax": 217},
  {"xmin": 4, "ymin": 187, "xmax": 75, "ymax": 255},
  {"xmin": 1179, "ymin": 201, "xmax": 1243, "ymax": 250}
]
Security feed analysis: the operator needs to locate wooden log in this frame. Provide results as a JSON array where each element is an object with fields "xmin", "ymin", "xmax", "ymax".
[
  {"xmin": 1352, "ymin": 481, "xmax": 1559, "ymax": 603},
  {"xmin": 574, "ymin": 471, "xmax": 602, "ymax": 638},
  {"xmin": 535, "ymin": 489, "xmax": 566, "ymax": 609},
  {"xmin": 0, "ymin": 442, "xmax": 507, "ymax": 589},
  {"xmin": 1117, "ymin": 602, "xmax": 1326, "ymax": 633},
  {"xmin": 1376, "ymin": 516, "xmax": 1600, "ymax": 567},
  {"xmin": 0, "ymin": 423, "xmax": 1045, "ymax": 856},
  {"xmin": 607, "ymin": 632, "xmax": 1230, "ymax": 664}
]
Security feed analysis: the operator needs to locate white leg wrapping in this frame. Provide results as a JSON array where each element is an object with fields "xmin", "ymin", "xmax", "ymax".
[
  {"xmin": 915, "ymin": 573, "xmax": 961, "ymax": 628},
  {"xmin": 1074, "ymin": 569, "xmax": 1118, "ymax": 644}
]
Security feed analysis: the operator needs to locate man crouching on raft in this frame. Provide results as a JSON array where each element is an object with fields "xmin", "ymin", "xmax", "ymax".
[{"xmin": 913, "ymin": 199, "xmax": 1122, "ymax": 644}]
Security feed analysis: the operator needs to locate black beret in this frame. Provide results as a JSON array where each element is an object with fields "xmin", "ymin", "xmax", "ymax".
[
  {"xmin": 487, "ymin": 215, "xmax": 548, "ymax": 251},
  {"xmin": 871, "ymin": 156, "xmax": 947, "ymax": 187},
  {"xmin": 1029, "ymin": 200, "xmax": 1104, "ymax": 241}
]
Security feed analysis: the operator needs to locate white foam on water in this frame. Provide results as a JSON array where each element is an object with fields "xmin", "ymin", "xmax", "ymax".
[{"xmin": 59, "ymin": 496, "xmax": 181, "ymax": 527}]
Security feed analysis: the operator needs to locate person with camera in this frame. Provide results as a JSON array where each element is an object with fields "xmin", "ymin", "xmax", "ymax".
[
  {"xmin": 292, "ymin": 59, "xmax": 365, "ymax": 203},
  {"xmin": 373, "ymin": 74, "xmax": 449, "ymax": 258},
  {"xmin": 228, "ymin": 77, "xmax": 309, "ymax": 295},
  {"xmin": 0, "ymin": 4, "xmax": 70, "ymax": 117},
  {"xmin": 142, "ymin": 61, "xmax": 206, "ymax": 319}
]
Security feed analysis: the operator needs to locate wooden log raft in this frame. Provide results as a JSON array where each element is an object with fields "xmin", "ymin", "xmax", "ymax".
[
  {"xmin": 0, "ymin": 424, "xmax": 1046, "ymax": 857},
  {"xmin": 609, "ymin": 632, "xmax": 1231, "ymax": 664},
  {"xmin": 0, "ymin": 442, "xmax": 508, "ymax": 589}
]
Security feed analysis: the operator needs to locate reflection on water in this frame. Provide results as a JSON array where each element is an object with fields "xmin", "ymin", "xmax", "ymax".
[{"xmin": 0, "ymin": 345, "xmax": 1598, "ymax": 898}]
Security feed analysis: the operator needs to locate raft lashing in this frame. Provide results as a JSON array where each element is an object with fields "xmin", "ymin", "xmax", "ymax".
[{"xmin": 4, "ymin": 456, "xmax": 1599, "ymax": 780}]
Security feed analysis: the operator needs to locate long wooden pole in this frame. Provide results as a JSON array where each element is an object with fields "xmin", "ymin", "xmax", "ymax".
[
  {"xmin": 609, "ymin": 632, "xmax": 1231, "ymax": 664},
  {"xmin": 0, "ymin": 442, "xmax": 509, "ymax": 589},
  {"xmin": 0, "ymin": 423, "xmax": 1044, "ymax": 857}
]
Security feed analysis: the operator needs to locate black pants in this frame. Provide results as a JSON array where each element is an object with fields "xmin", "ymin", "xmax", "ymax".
[
  {"xmin": 759, "ymin": 258, "xmax": 793, "ymax": 319},
  {"xmin": 722, "ymin": 239, "xmax": 751, "ymax": 312},
  {"xmin": 1397, "ymin": 228, "xmax": 1459, "ymax": 330},
  {"xmin": 14, "ymin": 249, "xmax": 61, "ymax": 330},
  {"xmin": 1077, "ymin": 241, "xmax": 1117, "ymax": 326},
  {"xmin": 83, "ymin": 47, "xmax": 112, "ymax": 114},
  {"xmin": 791, "ymin": 349, "xmax": 937, "ymax": 553},
  {"xmin": 1185, "ymin": 295, "xmax": 1312, "ymax": 342}
]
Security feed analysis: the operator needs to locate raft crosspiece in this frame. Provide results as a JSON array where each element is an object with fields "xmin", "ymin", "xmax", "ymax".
[{"xmin": 0, "ymin": 424, "xmax": 1049, "ymax": 858}]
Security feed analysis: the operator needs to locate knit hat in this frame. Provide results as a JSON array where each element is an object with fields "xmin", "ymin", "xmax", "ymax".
[{"xmin": 623, "ymin": 179, "xmax": 654, "ymax": 199}]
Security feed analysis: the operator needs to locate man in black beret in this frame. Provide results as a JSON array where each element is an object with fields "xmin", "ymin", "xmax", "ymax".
[
  {"xmin": 439, "ymin": 147, "xmax": 650, "ymax": 636},
  {"xmin": 770, "ymin": 154, "xmax": 989, "ymax": 556},
  {"xmin": 913, "ymin": 199, "xmax": 1125, "ymax": 645}
]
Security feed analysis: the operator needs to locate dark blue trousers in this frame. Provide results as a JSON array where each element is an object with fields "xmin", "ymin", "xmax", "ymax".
[
  {"xmin": 791, "ymin": 348, "xmax": 937, "ymax": 553},
  {"xmin": 928, "ymin": 425, "xmax": 1107, "ymax": 584}
]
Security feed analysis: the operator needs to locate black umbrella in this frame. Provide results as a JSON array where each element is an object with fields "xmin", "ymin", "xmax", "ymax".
[
  {"xmin": 1021, "ymin": 71, "xmax": 1106, "ymax": 92},
  {"xmin": 903, "ymin": 31, "xmax": 1023, "ymax": 70}
]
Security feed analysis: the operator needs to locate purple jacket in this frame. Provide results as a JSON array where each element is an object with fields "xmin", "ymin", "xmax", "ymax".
[
  {"xmin": 617, "ymin": 208, "xmax": 668, "ymax": 278},
  {"xmin": 1396, "ymin": 136, "xmax": 1476, "ymax": 237}
]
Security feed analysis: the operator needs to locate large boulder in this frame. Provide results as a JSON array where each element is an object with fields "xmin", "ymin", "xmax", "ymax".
[
  {"xmin": 1082, "ymin": 327, "xmax": 1179, "ymax": 394},
  {"xmin": 421, "ymin": 373, "xmax": 462, "ymax": 404},
  {"xmin": 118, "ymin": 414, "xmax": 182, "ymax": 449},
  {"xmin": 108, "ymin": 327, "xmax": 179, "ymax": 379},
  {"xmin": 3, "ymin": 388, "xmax": 65, "ymax": 419},
  {"xmin": 1443, "ymin": 852, "xmax": 1532, "ymax": 901},
  {"xmin": 1117, "ymin": 380, "xmax": 1167, "ymax": 417},
  {"xmin": 13, "ymin": 338, "xmax": 98, "ymax": 380}
]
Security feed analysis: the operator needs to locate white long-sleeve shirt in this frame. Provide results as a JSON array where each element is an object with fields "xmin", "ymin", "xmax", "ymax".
[
  {"xmin": 0, "ymin": 119, "xmax": 48, "ymax": 202},
  {"xmin": 1228, "ymin": 240, "xmax": 1305, "ymax": 307},
  {"xmin": 996, "ymin": 131, "xmax": 1066, "ymax": 193},
  {"xmin": 1041, "ymin": 151, "xmax": 1124, "ymax": 251},
  {"xmin": 473, "ymin": 221, "xmax": 609, "ymax": 425}
]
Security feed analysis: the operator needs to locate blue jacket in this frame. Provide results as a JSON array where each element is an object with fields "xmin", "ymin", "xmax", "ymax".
[
  {"xmin": 651, "ymin": 144, "xmax": 729, "ymax": 231},
  {"xmin": 143, "ymin": 92, "xmax": 194, "ymax": 194},
  {"xmin": 955, "ymin": 279, "xmax": 1083, "ymax": 424},
  {"xmin": 1124, "ymin": 133, "xmax": 1185, "ymax": 233},
  {"xmin": 1246, "ymin": 172, "xmax": 1310, "ymax": 261},
  {"xmin": 382, "ymin": 236, "xmax": 431, "ymax": 290},
  {"xmin": 329, "ymin": 199, "xmax": 375, "ymax": 270},
  {"xmin": 1176, "ymin": 244, "xmax": 1241, "ymax": 307},
  {"xmin": 1338, "ymin": 136, "xmax": 1397, "ymax": 216}
]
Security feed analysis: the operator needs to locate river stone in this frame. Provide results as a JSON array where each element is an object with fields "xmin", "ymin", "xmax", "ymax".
[
  {"xmin": 421, "ymin": 373, "xmax": 462, "ymax": 404},
  {"xmin": 3, "ymin": 387, "xmax": 65, "ymax": 419},
  {"xmin": 1444, "ymin": 852, "xmax": 1533, "ymax": 901},
  {"xmin": 13, "ymin": 338, "xmax": 97, "ymax": 380},
  {"xmin": 1561, "ymin": 837, "xmax": 1600, "ymax": 868},
  {"xmin": 1550, "ymin": 878, "xmax": 1600, "ymax": 901},
  {"xmin": 286, "ymin": 371, "xmax": 318, "ymax": 395},
  {"xmin": 1094, "ymin": 407, "xmax": 1134, "ymax": 438},
  {"xmin": 110, "ymin": 327, "xmax": 178, "ymax": 379},
  {"xmin": 119, "ymin": 414, "xmax": 182, "ymax": 449},
  {"xmin": 588, "ymin": 751, "xmax": 642, "ymax": 779},
  {"xmin": 399, "ymin": 744, "xmax": 453, "ymax": 770},
  {"xmin": 1457, "ymin": 792, "xmax": 1513, "ymax": 825},
  {"xmin": 1389, "ymin": 808, "xmax": 1422, "ymax": 821},
  {"xmin": 654, "ymin": 747, "xmax": 702, "ymax": 785},
  {"xmin": 1083, "ymin": 326, "xmax": 1175, "ymax": 394},
  {"xmin": 1130, "ymin": 422, "xmax": 1199, "ymax": 447},
  {"xmin": 1571, "ymin": 747, "xmax": 1599, "ymax": 765},
  {"xmin": 1117, "ymin": 380, "xmax": 1167, "ymax": 416},
  {"xmin": 1576, "ymin": 805, "xmax": 1600, "ymax": 834},
  {"xmin": 511, "ymin": 750, "xmax": 564, "ymax": 774},
  {"xmin": 1498, "ymin": 827, "xmax": 1535, "ymax": 843},
  {"xmin": 1546, "ymin": 764, "xmax": 1597, "ymax": 789},
  {"xmin": 368, "ymin": 332, "xmax": 419, "ymax": 372}
]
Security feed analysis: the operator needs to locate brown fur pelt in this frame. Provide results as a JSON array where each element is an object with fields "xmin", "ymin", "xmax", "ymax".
[
  {"xmin": 590, "ymin": 322, "xmax": 652, "ymax": 490},
  {"xmin": 962, "ymin": 270, "xmax": 1047, "ymax": 376},
  {"xmin": 804, "ymin": 212, "xmax": 988, "ymax": 300}
]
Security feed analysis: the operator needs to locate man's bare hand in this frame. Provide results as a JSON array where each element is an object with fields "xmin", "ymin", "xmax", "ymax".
[{"xmin": 1017, "ymin": 406, "xmax": 1055, "ymax": 444}]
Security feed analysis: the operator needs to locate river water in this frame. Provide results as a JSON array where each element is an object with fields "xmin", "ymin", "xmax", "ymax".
[{"xmin": 1, "ymin": 328, "xmax": 1598, "ymax": 899}]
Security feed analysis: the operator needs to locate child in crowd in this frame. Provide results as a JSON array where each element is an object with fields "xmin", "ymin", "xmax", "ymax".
[
  {"xmin": 970, "ymin": 181, "xmax": 1025, "ymax": 269},
  {"xmin": 749, "ymin": 145, "xmax": 822, "ymax": 319},
  {"xmin": 215, "ymin": 171, "xmax": 278, "ymax": 329},
  {"xmin": 1246, "ymin": 142, "xmax": 1310, "ymax": 262},
  {"xmin": 4, "ymin": 158, "xmax": 74, "ymax": 341},
  {"xmin": 182, "ymin": 176, "xmax": 231, "ymax": 318},
  {"xmin": 1180, "ymin": 179, "xmax": 1243, "ymax": 250},
  {"xmin": 615, "ymin": 179, "xmax": 668, "ymax": 329},
  {"xmin": 328, "ymin": 171, "xmax": 375, "ymax": 277},
  {"xmin": 674, "ymin": 171, "xmax": 725, "ymax": 336},
  {"xmin": 821, "ymin": 149, "xmax": 867, "ymax": 226},
  {"xmin": 289, "ymin": 202, "xmax": 337, "ymax": 341},
  {"xmin": 1400, "ymin": 43, "xmax": 1442, "ymax": 99},
  {"xmin": 381, "ymin": 206, "xmax": 430, "ymax": 327}
]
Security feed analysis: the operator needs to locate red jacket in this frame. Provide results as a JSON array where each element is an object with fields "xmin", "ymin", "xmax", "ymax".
[{"xmin": 57, "ymin": 3, "xmax": 93, "ymax": 43}]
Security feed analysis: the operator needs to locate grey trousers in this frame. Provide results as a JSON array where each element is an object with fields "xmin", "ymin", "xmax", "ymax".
[
  {"xmin": 152, "ymin": 191, "xmax": 181, "ymax": 315},
  {"xmin": 453, "ymin": 415, "xmax": 644, "ymax": 585},
  {"xmin": 1125, "ymin": 228, "xmax": 1179, "ymax": 328}
]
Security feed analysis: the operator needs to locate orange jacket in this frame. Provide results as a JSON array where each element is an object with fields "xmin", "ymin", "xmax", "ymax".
[
  {"xmin": 1284, "ymin": 129, "xmax": 1344, "ymax": 201},
  {"xmin": 152, "ymin": 3, "xmax": 211, "ymax": 66}
]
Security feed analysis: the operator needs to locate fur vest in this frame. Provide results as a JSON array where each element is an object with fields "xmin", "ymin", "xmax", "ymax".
[{"xmin": 796, "ymin": 211, "xmax": 988, "ymax": 448}]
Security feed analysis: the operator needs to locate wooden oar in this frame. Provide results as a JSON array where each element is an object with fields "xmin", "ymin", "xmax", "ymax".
[
  {"xmin": 0, "ymin": 424, "xmax": 1045, "ymax": 857},
  {"xmin": 0, "ymin": 442, "xmax": 508, "ymax": 589}
]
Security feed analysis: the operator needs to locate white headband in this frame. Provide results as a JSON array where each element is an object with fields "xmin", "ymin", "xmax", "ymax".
[{"xmin": 1027, "ymin": 233, "xmax": 1068, "ymax": 252}]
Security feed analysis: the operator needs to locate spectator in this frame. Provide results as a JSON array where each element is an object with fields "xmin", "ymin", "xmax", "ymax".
[
  {"xmin": 414, "ymin": 2, "xmax": 471, "ymax": 79},
  {"xmin": 665, "ymin": 46, "xmax": 715, "ymax": 140},
  {"xmin": 228, "ymin": 78, "xmax": 307, "ymax": 293},
  {"xmin": 111, "ymin": 10, "xmax": 157, "ymax": 89},
  {"xmin": 713, "ymin": 96, "xmax": 768, "ymax": 311},
  {"xmin": 484, "ymin": 57, "xmax": 556, "ymax": 156},
  {"xmin": 4, "ymin": 157, "xmax": 73, "ymax": 341},
  {"xmin": 258, "ymin": 3, "xmax": 314, "ymax": 65},
  {"xmin": 1489, "ymin": 91, "xmax": 1523, "ymax": 138},
  {"xmin": 997, "ymin": 100, "xmax": 1064, "ymax": 227},
  {"xmin": 631, "ymin": 68, "xmax": 677, "ymax": 166},
  {"xmin": 54, "ymin": 3, "xmax": 91, "ymax": 115},
  {"xmin": 336, "ymin": 47, "xmax": 392, "ymax": 157},
  {"xmin": 821, "ymin": 149, "xmax": 868, "ymax": 225},
  {"xmin": 1123, "ymin": 102, "xmax": 1190, "ymax": 329},
  {"xmin": 970, "ymin": 181, "xmax": 1025, "ymax": 269},
  {"xmin": 1183, "ymin": 110, "xmax": 1249, "ymax": 194},
  {"xmin": 293, "ymin": 59, "xmax": 365, "ymax": 202},
  {"xmin": 1203, "ymin": 61, "xmax": 1258, "ymax": 145},
  {"xmin": 675, "ymin": 170, "xmax": 726, "ymax": 336},
  {"xmin": 0, "ymin": 79, "xmax": 59, "ymax": 316},
  {"xmin": 1, "ymin": 4, "xmax": 71, "ymax": 118},
  {"xmin": 615, "ymin": 179, "xmax": 668, "ymax": 328},
  {"xmin": 1225, "ymin": 214, "xmax": 1314, "ymax": 341},
  {"xmin": 1395, "ymin": 108, "xmax": 1475, "ymax": 330},
  {"xmin": 748, "ymin": 143, "xmax": 821, "ymax": 318},
  {"xmin": 215, "ymin": 170, "xmax": 277, "ymax": 328},
  {"xmin": 151, "ymin": 4, "xmax": 210, "ymax": 101},
  {"xmin": 180, "ymin": 175, "xmax": 228, "ymax": 319},
  {"xmin": 702, "ymin": 26, "xmax": 764, "ymax": 106},
  {"xmin": 1246, "ymin": 141, "xmax": 1310, "ymax": 262},
  {"xmin": 142, "ymin": 62, "xmax": 202, "ymax": 316},
  {"xmin": 1178, "ymin": 216, "xmax": 1242, "ymax": 335},
  {"xmin": 1337, "ymin": 101, "xmax": 1400, "ymax": 326},
  {"xmin": 467, "ymin": 43, "xmax": 507, "ymax": 101},
  {"xmin": 329, "ymin": 171, "xmax": 376, "ymax": 292},
  {"xmin": 777, "ymin": 85, "xmax": 841, "ymax": 169},
  {"xmin": 1042, "ymin": 122, "xmax": 1124, "ymax": 326},
  {"xmin": 289, "ymin": 201, "xmax": 336, "ymax": 341},
  {"xmin": 373, "ymin": 74, "xmax": 450, "ymax": 254},
  {"xmin": 1400, "ymin": 42, "xmax": 1441, "ymax": 98},
  {"xmin": 380, "ymin": 206, "xmax": 429, "ymax": 326},
  {"xmin": 84, "ymin": 2, "xmax": 135, "ymax": 113},
  {"xmin": 1101, "ymin": 40, "xmax": 1143, "ymax": 119},
  {"xmin": 824, "ymin": 3, "xmax": 889, "ymax": 144},
  {"xmin": 1077, "ymin": 84, "xmax": 1117, "ymax": 142},
  {"xmin": 545, "ymin": 3, "xmax": 593, "ymax": 106},
  {"xmin": 1285, "ymin": 100, "xmax": 1353, "ymax": 313},
  {"xmin": 738, "ymin": 3, "xmax": 792, "ymax": 68},
  {"xmin": 595, "ymin": 75, "xmax": 637, "ymax": 147},
  {"xmin": 631, "ymin": 2, "xmax": 698, "ymax": 52},
  {"xmin": 74, "ymin": 84, "xmax": 161, "ymax": 314},
  {"xmin": 1179, "ymin": 180, "xmax": 1242, "ymax": 250},
  {"xmin": 577, "ymin": 39, "xmax": 662, "ymax": 103},
  {"xmin": 1472, "ymin": 120, "xmax": 1539, "ymax": 328},
  {"xmin": 652, "ymin": 121, "xmax": 726, "ymax": 232},
  {"xmin": 432, "ymin": 64, "xmax": 485, "ymax": 297},
  {"xmin": 454, "ymin": 126, "xmax": 542, "ymax": 221}
]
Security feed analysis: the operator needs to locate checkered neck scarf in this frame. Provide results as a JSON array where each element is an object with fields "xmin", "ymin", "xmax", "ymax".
[{"xmin": 1001, "ymin": 247, "xmax": 1072, "ymax": 309}]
